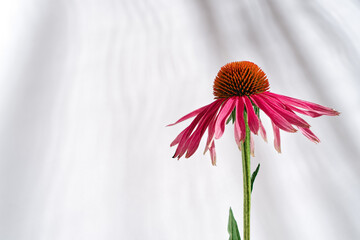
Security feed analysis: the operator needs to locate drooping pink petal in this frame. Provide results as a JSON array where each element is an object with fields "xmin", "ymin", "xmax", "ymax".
[
  {"xmin": 298, "ymin": 127, "xmax": 320, "ymax": 143},
  {"xmin": 272, "ymin": 121, "xmax": 281, "ymax": 153},
  {"xmin": 257, "ymin": 94, "xmax": 310, "ymax": 128},
  {"xmin": 203, "ymin": 114, "xmax": 217, "ymax": 155},
  {"xmin": 265, "ymin": 92, "xmax": 340, "ymax": 116},
  {"xmin": 285, "ymin": 105, "xmax": 323, "ymax": 118},
  {"xmin": 243, "ymin": 97, "xmax": 259, "ymax": 134},
  {"xmin": 234, "ymin": 97, "xmax": 246, "ymax": 146},
  {"xmin": 170, "ymin": 128, "xmax": 187, "ymax": 147},
  {"xmin": 259, "ymin": 119, "xmax": 267, "ymax": 142},
  {"xmin": 172, "ymin": 118, "xmax": 202, "ymax": 158},
  {"xmin": 173, "ymin": 129, "xmax": 194, "ymax": 159},
  {"xmin": 251, "ymin": 95, "xmax": 297, "ymax": 133},
  {"xmin": 264, "ymin": 92, "xmax": 325, "ymax": 118},
  {"xmin": 167, "ymin": 104, "xmax": 209, "ymax": 127},
  {"xmin": 214, "ymin": 97, "xmax": 236, "ymax": 139},
  {"xmin": 184, "ymin": 133, "xmax": 203, "ymax": 158},
  {"xmin": 185, "ymin": 100, "xmax": 224, "ymax": 158},
  {"xmin": 234, "ymin": 121, "xmax": 241, "ymax": 148},
  {"xmin": 172, "ymin": 102, "xmax": 213, "ymax": 158},
  {"xmin": 203, "ymin": 98, "xmax": 230, "ymax": 154},
  {"xmin": 209, "ymin": 141, "xmax": 217, "ymax": 166}
]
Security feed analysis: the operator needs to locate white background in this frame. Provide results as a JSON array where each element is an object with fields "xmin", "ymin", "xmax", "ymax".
[{"xmin": 0, "ymin": 0, "xmax": 359, "ymax": 239}]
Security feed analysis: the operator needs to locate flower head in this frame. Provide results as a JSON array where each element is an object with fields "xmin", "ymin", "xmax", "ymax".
[{"xmin": 169, "ymin": 61, "xmax": 339, "ymax": 165}]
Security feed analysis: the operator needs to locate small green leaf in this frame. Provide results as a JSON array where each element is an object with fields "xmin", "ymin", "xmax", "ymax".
[
  {"xmin": 228, "ymin": 207, "xmax": 241, "ymax": 240},
  {"xmin": 251, "ymin": 163, "xmax": 260, "ymax": 192}
]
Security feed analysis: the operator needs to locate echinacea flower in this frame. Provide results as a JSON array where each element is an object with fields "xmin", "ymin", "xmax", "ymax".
[{"xmin": 169, "ymin": 61, "xmax": 339, "ymax": 165}]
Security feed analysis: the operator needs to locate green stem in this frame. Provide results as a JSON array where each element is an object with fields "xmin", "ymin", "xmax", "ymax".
[{"xmin": 241, "ymin": 112, "xmax": 251, "ymax": 240}]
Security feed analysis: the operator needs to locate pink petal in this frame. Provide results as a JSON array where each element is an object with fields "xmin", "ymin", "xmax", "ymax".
[
  {"xmin": 243, "ymin": 97, "xmax": 260, "ymax": 134},
  {"xmin": 172, "ymin": 123, "xmax": 199, "ymax": 159},
  {"xmin": 234, "ymin": 97, "xmax": 246, "ymax": 147},
  {"xmin": 264, "ymin": 92, "xmax": 324, "ymax": 118},
  {"xmin": 265, "ymin": 92, "xmax": 340, "ymax": 116},
  {"xmin": 259, "ymin": 119, "xmax": 267, "ymax": 142},
  {"xmin": 184, "ymin": 134, "xmax": 203, "ymax": 158},
  {"xmin": 172, "ymin": 99, "xmax": 224, "ymax": 159},
  {"xmin": 172, "ymin": 104, "xmax": 211, "ymax": 158},
  {"xmin": 185, "ymin": 100, "xmax": 224, "ymax": 158},
  {"xmin": 251, "ymin": 95, "xmax": 297, "ymax": 133},
  {"xmin": 272, "ymin": 121, "xmax": 281, "ymax": 153},
  {"xmin": 170, "ymin": 128, "xmax": 187, "ymax": 147},
  {"xmin": 214, "ymin": 98, "xmax": 236, "ymax": 139},
  {"xmin": 203, "ymin": 100, "xmax": 228, "ymax": 154},
  {"xmin": 257, "ymin": 94, "xmax": 310, "ymax": 128},
  {"xmin": 209, "ymin": 141, "xmax": 217, "ymax": 166},
  {"xmin": 285, "ymin": 105, "xmax": 323, "ymax": 118},
  {"xmin": 298, "ymin": 127, "xmax": 320, "ymax": 143},
  {"xmin": 203, "ymin": 114, "xmax": 217, "ymax": 154},
  {"xmin": 234, "ymin": 121, "xmax": 241, "ymax": 148},
  {"xmin": 203, "ymin": 99, "xmax": 230, "ymax": 154}
]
